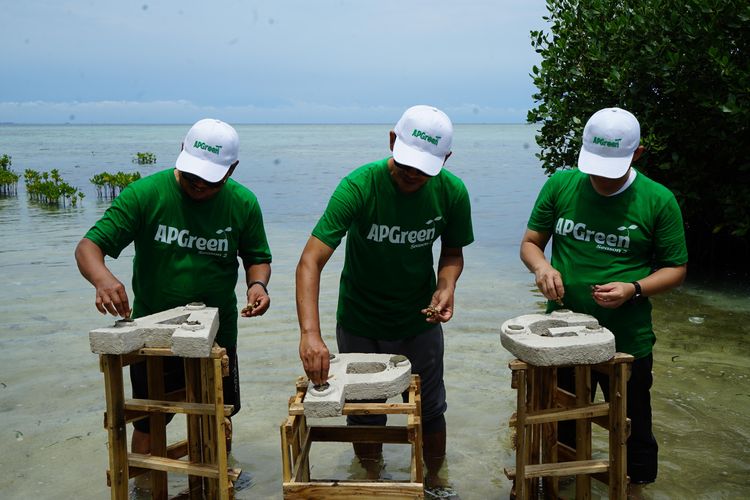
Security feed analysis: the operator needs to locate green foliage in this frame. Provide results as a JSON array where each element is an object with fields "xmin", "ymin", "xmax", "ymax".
[
  {"xmin": 528, "ymin": 0, "xmax": 750, "ymax": 243},
  {"xmin": 90, "ymin": 171, "xmax": 141, "ymax": 199},
  {"xmin": 23, "ymin": 168, "xmax": 85, "ymax": 207},
  {"xmin": 0, "ymin": 154, "xmax": 19, "ymax": 196},
  {"xmin": 133, "ymin": 152, "xmax": 157, "ymax": 165}
]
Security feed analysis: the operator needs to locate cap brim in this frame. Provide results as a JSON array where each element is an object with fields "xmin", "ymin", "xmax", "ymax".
[
  {"xmin": 392, "ymin": 137, "xmax": 444, "ymax": 176},
  {"xmin": 577, "ymin": 148, "xmax": 633, "ymax": 179},
  {"xmin": 175, "ymin": 150, "xmax": 229, "ymax": 183}
]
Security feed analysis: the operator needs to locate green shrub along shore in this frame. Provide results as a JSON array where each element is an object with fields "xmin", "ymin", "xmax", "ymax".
[{"xmin": 529, "ymin": 0, "xmax": 750, "ymax": 278}]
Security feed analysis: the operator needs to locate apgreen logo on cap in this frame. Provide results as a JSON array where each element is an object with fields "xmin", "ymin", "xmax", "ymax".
[
  {"xmin": 592, "ymin": 136, "xmax": 622, "ymax": 148},
  {"xmin": 193, "ymin": 140, "xmax": 223, "ymax": 155},
  {"xmin": 412, "ymin": 129, "xmax": 441, "ymax": 146}
]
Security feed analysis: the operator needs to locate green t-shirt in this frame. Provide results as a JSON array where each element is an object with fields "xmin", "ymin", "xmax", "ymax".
[
  {"xmin": 85, "ymin": 168, "xmax": 272, "ymax": 346},
  {"xmin": 527, "ymin": 168, "xmax": 687, "ymax": 358},
  {"xmin": 313, "ymin": 158, "xmax": 474, "ymax": 340}
]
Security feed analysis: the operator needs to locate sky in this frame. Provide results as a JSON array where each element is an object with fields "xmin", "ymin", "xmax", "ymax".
[{"xmin": 1, "ymin": 1, "xmax": 549, "ymax": 124}]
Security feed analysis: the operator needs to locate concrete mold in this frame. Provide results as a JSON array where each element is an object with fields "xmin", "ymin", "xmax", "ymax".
[
  {"xmin": 500, "ymin": 310, "xmax": 615, "ymax": 366},
  {"xmin": 89, "ymin": 302, "xmax": 219, "ymax": 357},
  {"xmin": 303, "ymin": 353, "xmax": 412, "ymax": 418}
]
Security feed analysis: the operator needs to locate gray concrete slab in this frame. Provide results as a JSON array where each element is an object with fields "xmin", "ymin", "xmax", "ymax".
[
  {"xmin": 500, "ymin": 309, "xmax": 615, "ymax": 366},
  {"xmin": 303, "ymin": 353, "xmax": 412, "ymax": 418},
  {"xmin": 89, "ymin": 302, "xmax": 219, "ymax": 357}
]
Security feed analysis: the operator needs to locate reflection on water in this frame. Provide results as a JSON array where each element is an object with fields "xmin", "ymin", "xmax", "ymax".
[{"xmin": 0, "ymin": 125, "xmax": 748, "ymax": 499}]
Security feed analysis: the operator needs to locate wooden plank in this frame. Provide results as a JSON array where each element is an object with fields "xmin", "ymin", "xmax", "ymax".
[
  {"xmin": 609, "ymin": 360, "xmax": 629, "ymax": 500},
  {"xmin": 288, "ymin": 401, "xmax": 417, "ymax": 416},
  {"xmin": 575, "ymin": 365, "xmax": 592, "ymax": 500},
  {"xmin": 409, "ymin": 375, "xmax": 423, "ymax": 484},
  {"xmin": 184, "ymin": 357, "xmax": 204, "ymax": 500},
  {"xmin": 517, "ymin": 402, "xmax": 610, "ymax": 426},
  {"xmin": 509, "ymin": 359, "xmax": 529, "ymax": 371},
  {"xmin": 280, "ymin": 421, "xmax": 292, "ymax": 482},
  {"xmin": 101, "ymin": 354, "xmax": 129, "ymax": 500},
  {"xmin": 124, "ymin": 398, "xmax": 233, "ymax": 416},
  {"xmin": 541, "ymin": 367, "xmax": 559, "ymax": 498},
  {"xmin": 514, "ymin": 365, "xmax": 528, "ymax": 499},
  {"xmin": 119, "ymin": 352, "xmax": 145, "ymax": 368},
  {"xmin": 146, "ymin": 356, "xmax": 168, "ymax": 499},
  {"xmin": 212, "ymin": 357, "xmax": 230, "ymax": 500},
  {"xmin": 308, "ymin": 425, "xmax": 409, "ymax": 444},
  {"xmin": 198, "ymin": 357, "xmax": 219, "ymax": 499},
  {"xmin": 291, "ymin": 428, "xmax": 313, "ymax": 483},
  {"xmin": 282, "ymin": 481, "xmax": 424, "ymax": 499},
  {"xmin": 128, "ymin": 453, "xmax": 219, "ymax": 478},
  {"xmin": 508, "ymin": 459, "xmax": 609, "ymax": 479},
  {"xmin": 107, "ymin": 389, "xmax": 190, "ymax": 424}
]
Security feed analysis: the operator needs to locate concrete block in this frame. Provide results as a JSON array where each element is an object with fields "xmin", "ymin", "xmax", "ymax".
[
  {"xmin": 89, "ymin": 302, "xmax": 219, "ymax": 357},
  {"xmin": 500, "ymin": 309, "xmax": 615, "ymax": 366},
  {"xmin": 303, "ymin": 353, "xmax": 412, "ymax": 418}
]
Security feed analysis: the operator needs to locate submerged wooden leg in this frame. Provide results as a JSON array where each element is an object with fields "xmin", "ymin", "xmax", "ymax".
[
  {"xmin": 146, "ymin": 356, "xmax": 168, "ymax": 499},
  {"xmin": 102, "ymin": 354, "xmax": 129, "ymax": 500},
  {"xmin": 609, "ymin": 359, "xmax": 629, "ymax": 500},
  {"xmin": 212, "ymin": 356, "xmax": 230, "ymax": 500},
  {"xmin": 185, "ymin": 358, "xmax": 204, "ymax": 499},
  {"xmin": 515, "ymin": 366, "xmax": 529, "ymax": 499},
  {"xmin": 575, "ymin": 365, "xmax": 592, "ymax": 499}
]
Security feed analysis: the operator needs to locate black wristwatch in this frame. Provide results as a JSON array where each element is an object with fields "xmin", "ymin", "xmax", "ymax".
[
  {"xmin": 630, "ymin": 281, "xmax": 643, "ymax": 302},
  {"xmin": 248, "ymin": 280, "xmax": 269, "ymax": 295}
]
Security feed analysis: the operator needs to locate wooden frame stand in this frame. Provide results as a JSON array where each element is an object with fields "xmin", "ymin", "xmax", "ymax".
[
  {"xmin": 100, "ymin": 345, "xmax": 237, "ymax": 499},
  {"xmin": 505, "ymin": 353, "xmax": 634, "ymax": 500},
  {"xmin": 280, "ymin": 374, "xmax": 424, "ymax": 499}
]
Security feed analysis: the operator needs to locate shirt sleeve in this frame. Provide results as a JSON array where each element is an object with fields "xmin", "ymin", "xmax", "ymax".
[
  {"xmin": 653, "ymin": 194, "xmax": 688, "ymax": 267},
  {"xmin": 527, "ymin": 174, "xmax": 559, "ymax": 233},
  {"xmin": 238, "ymin": 197, "xmax": 272, "ymax": 264},
  {"xmin": 441, "ymin": 178, "xmax": 474, "ymax": 248},
  {"xmin": 311, "ymin": 176, "xmax": 364, "ymax": 249},
  {"xmin": 83, "ymin": 184, "xmax": 141, "ymax": 258}
]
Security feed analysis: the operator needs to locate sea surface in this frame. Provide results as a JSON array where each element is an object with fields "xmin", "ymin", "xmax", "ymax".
[{"xmin": 0, "ymin": 124, "xmax": 748, "ymax": 499}]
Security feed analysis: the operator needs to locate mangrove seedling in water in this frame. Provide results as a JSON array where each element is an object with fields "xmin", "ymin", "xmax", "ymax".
[
  {"xmin": 133, "ymin": 152, "xmax": 157, "ymax": 165},
  {"xmin": 90, "ymin": 171, "xmax": 141, "ymax": 199},
  {"xmin": 24, "ymin": 168, "xmax": 85, "ymax": 207},
  {"xmin": 0, "ymin": 154, "xmax": 19, "ymax": 196}
]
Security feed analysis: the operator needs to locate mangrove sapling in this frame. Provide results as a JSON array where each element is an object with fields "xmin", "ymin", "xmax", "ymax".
[
  {"xmin": 132, "ymin": 152, "xmax": 156, "ymax": 165},
  {"xmin": 24, "ymin": 168, "xmax": 85, "ymax": 207},
  {"xmin": 90, "ymin": 171, "xmax": 141, "ymax": 198},
  {"xmin": 0, "ymin": 154, "xmax": 19, "ymax": 196}
]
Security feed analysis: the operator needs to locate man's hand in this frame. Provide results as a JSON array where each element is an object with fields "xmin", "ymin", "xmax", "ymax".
[
  {"xmin": 591, "ymin": 282, "xmax": 633, "ymax": 309},
  {"xmin": 534, "ymin": 263, "xmax": 565, "ymax": 304},
  {"xmin": 94, "ymin": 276, "xmax": 131, "ymax": 317},
  {"xmin": 299, "ymin": 334, "xmax": 330, "ymax": 386},
  {"xmin": 75, "ymin": 238, "xmax": 131, "ymax": 317},
  {"xmin": 422, "ymin": 287, "xmax": 454, "ymax": 323},
  {"xmin": 521, "ymin": 229, "xmax": 565, "ymax": 304},
  {"xmin": 241, "ymin": 283, "xmax": 270, "ymax": 317},
  {"xmin": 241, "ymin": 263, "xmax": 271, "ymax": 317}
]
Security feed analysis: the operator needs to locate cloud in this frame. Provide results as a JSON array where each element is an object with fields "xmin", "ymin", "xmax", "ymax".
[{"xmin": 0, "ymin": 100, "xmax": 530, "ymax": 124}]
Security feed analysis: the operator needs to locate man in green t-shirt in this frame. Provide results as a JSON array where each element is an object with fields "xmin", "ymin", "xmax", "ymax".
[
  {"xmin": 75, "ymin": 118, "xmax": 272, "ymax": 460},
  {"xmin": 520, "ymin": 107, "xmax": 687, "ymax": 490},
  {"xmin": 296, "ymin": 105, "xmax": 474, "ymax": 489}
]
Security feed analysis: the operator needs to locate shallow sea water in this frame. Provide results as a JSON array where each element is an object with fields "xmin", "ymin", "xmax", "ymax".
[{"xmin": 0, "ymin": 124, "xmax": 748, "ymax": 499}]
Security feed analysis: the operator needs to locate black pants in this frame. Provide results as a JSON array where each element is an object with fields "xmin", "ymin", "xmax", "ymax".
[
  {"xmin": 336, "ymin": 323, "xmax": 447, "ymax": 434},
  {"xmin": 558, "ymin": 354, "xmax": 657, "ymax": 484}
]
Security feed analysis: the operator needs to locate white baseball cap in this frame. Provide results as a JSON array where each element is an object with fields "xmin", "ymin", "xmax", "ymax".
[
  {"xmin": 578, "ymin": 107, "xmax": 640, "ymax": 179},
  {"xmin": 392, "ymin": 105, "xmax": 453, "ymax": 176},
  {"xmin": 175, "ymin": 118, "xmax": 239, "ymax": 183}
]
